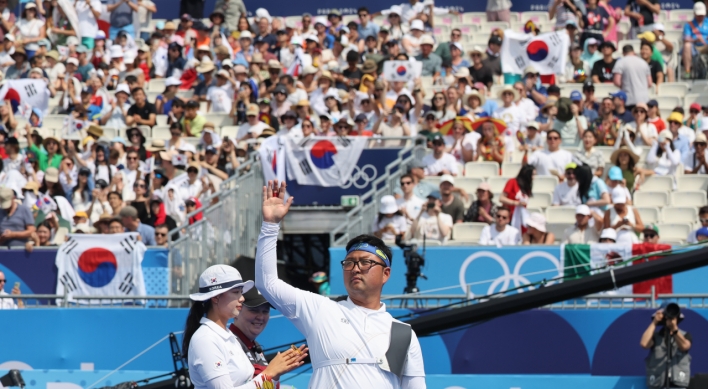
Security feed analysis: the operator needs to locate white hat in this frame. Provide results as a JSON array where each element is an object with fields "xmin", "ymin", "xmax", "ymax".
[
  {"xmin": 110, "ymin": 45, "xmax": 124, "ymax": 59},
  {"xmin": 389, "ymin": 5, "xmax": 403, "ymax": 15},
  {"xmin": 222, "ymin": 59, "xmax": 233, "ymax": 68},
  {"xmin": 696, "ymin": 1, "xmax": 707, "ymax": 16},
  {"xmin": 526, "ymin": 121, "xmax": 540, "ymax": 130},
  {"xmin": 339, "ymin": 35, "xmax": 349, "ymax": 46},
  {"xmin": 123, "ymin": 52, "xmax": 136, "ymax": 63},
  {"xmin": 440, "ymin": 174, "xmax": 455, "ymax": 186},
  {"xmin": 290, "ymin": 35, "xmax": 303, "ymax": 46},
  {"xmin": 303, "ymin": 65, "xmax": 318, "ymax": 75},
  {"xmin": 410, "ymin": 19, "xmax": 425, "ymax": 31},
  {"xmin": 611, "ymin": 186, "xmax": 627, "ymax": 204},
  {"xmin": 600, "ymin": 228, "xmax": 618, "ymax": 241},
  {"xmin": 654, "ymin": 23, "xmax": 665, "ymax": 31},
  {"xmin": 525, "ymin": 212, "xmax": 547, "ymax": 233},
  {"xmin": 255, "ymin": 8, "xmax": 272, "ymax": 22},
  {"xmin": 4, "ymin": 34, "xmax": 14, "ymax": 42},
  {"xmin": 419, "ymin": 35, "xmax": 435, "ymax": 46},
  {"xmin": 114, "ymin": 83, "xmax": 131, "ymax": 96},
  {"xmin": 575, "ymin": 204, "xmax": 591, "ymax": 216},
  {"xmin": 189, "ymin": 265, "xmax": 254, "ymax": 301},
  {"xmin": 177, "ymin": 142, "xmax": 197, "ymax": 154},
  {"xmin": 586, "ymin": 37, "xmax": 599, "ymax": 46},
  {"xmin": 67, "ymin": 57, "xmax": 79, "ymax": 66},
  {"xmin": 305, "ymin": 34, "xmax": 318, "ymax": 42},
  {"xmin": 658, "ymin": 129, "xmax": 673, "ymax": 143},
  {"xmin": 314, "ymin": 16, "xmax": 328, "ymax": 26},
  {"xmin": 67, "ymin": 36, "xmax": 80, "ymax": 46},
  {"xmin": 451, "ymin": 42, "xmax": 463, "ymax": 52},
  {"xmin": 165, "ymin": 76, "xmax": 182, "ymax": 87},
  {"xmin": 239, "ymin": 30, "xmax": 252, "ymax": 39},
  {"xmin": 454, "ymin": 67, "xmax": 470, "ymax": 78},
  {"xmin": 379, "ymin": 195, "xmax": 398, "ymax": 214}
]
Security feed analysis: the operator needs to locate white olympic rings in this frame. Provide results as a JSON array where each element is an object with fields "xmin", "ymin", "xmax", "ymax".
[{"xmin": 340, "ymin": 164, "xmax": 378, "ymax": 189}]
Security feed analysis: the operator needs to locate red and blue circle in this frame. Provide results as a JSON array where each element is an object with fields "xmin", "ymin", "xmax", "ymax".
[
  {"xmin": 526, "ymin": 40, "xmax": 549, "ymax": 62},
  {"xmin": 78, "ymin": 248, "xmax": 118, "ymax": 288},
  {"xmin": 396, "ymin": 65, "xmax": 407, "ymax": 76},
  {"xmin": 310, "ymin": 140, "xmax": 338, "ymax": 169}
]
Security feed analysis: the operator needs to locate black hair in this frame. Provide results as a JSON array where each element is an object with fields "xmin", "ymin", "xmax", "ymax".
[
  {"xmin": 108, "ymin": 190, "xmax": 122, "ymax": 201},
  {"xmin": 279, "ymin": 74, "xmax": 294, "ymax": 86},
  {"xmin": 186, "ymin": 100, "xmax": 200, "ymax": 109},
  {"xmin": 172, "ymin": 99, "xmax": 186, "ymax": 109},
  {"xmin": 640, "ymin": 40, "xmax": 653, "ymax": 51},
  {"xmin": 346, "ymin": 50, "xmax": 359, "ymax": 62},
  {"xmin": 182, "ymin": 299, "xmax": 213, "ymax": 359},
  {"xmin": 657, "ymin": 139, "xmax": 675, "ymax": 158},
  {"xmin": 130, "ymin": 86, "xmax": 145, "ymax": 95},
  {"xmin": 582, "ymin": 129, "xmax": 597, "ymax": 141},
  {"xmin": 400, "ymin": 173, "xmax": 414, "ymax": 183},
  {"xmin": 699, "ymin": 206, "xmax": 708, "ymax": 216},
  {"xmin": 170, "ymin": 121, "xmax": 182, "ymax": 131},
  {"xmin": 357, "ymin": 6, "xmax": 370, "ymax": 13},
  {"xmin": 574, "ymin": 164, "xmax": 593, "ymax": 203},
  {"xmin": 622, "ymin": 45, "xmax": 634, "ymax": 55},
  {"xmin": 547, "ymin": 129, "xmax": 561, "ymax": 139},
  {"xmin": 37, "ymin": 220, "xmax": 52, "ymax": 232},
  {"xmin": 72, "ymin": 171, "xmax": 92, "ymax": 203},
  {"xmin": 497, "ymin": 206, "xmax": 510, "ymax": 215},
  {"xmin": 40, "ymin": 180, "xmax": 66, "ymax": 198},
  {"xmin": 155, "ymin": 223, "xmax": 169, "ymax": 231},
  {"xmin": 516, "ymin": 165, "xmax": 535, "ymax": 197},
  {"xmin": 345, "ymin": 234, "xmax": 393, "ymax": 267},
  {"xmin": 125, "ymin": 75, "xmax": 139, "ymax": 85}
]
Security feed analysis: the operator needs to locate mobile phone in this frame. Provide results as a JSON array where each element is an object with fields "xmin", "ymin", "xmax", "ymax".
[{"xmin": 14, "ymin": 282, "xmax": 20, "ymax": 289}]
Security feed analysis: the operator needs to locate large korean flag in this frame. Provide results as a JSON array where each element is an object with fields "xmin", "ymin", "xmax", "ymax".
[
  {"xmin": 285, "ymin": 137, "xmax": 367, "ymax": 187},
  {"xmin": 56, "ymin": 233, "xmax": 147, "ymax": 304},
  {"xmin": 0, "ymin": 79, "xmax": 49, "ymax": 116},
  {"xmin": 501, "ymin": 30, "xmax": 570, "ymax": 75},
  {"xmin": 258, "ymin": 135, "xmax": 287, "ymax": 184}
]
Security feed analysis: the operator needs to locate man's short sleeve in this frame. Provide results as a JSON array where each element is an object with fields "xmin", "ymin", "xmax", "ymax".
[
  {"xmin": 127, "ymin": 105, "xmax": 137, "ymax": 116},
  {"xmin": 20, "ymin": 205, "xmax": 34, "ymax": 227},
  {"xmin": 612, "ymin": 59, "xmax": 624, "ymax": 75},
  {"xmin": 146, "ymin": 103, "xmax": 157, "ymax": 115}
]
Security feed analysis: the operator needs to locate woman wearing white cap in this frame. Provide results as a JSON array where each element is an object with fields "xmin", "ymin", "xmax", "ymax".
[
  {"xmin": 372, "ymin": 195, "xmax": 408, "ymax": 241},
  {"xmin": 603, "ymin": 186, "xmax": 643, "ymax": 244},
  {"xmin": 183, "ymin": 265, "xmax": 307, "ymax": 389},
  {"xmin": 645, "ymin": 129, "xmax": 681, "ymax": 188},
  {"xmin": 523, "ymin": 212, "xmax": 555, "ymax": 244}
]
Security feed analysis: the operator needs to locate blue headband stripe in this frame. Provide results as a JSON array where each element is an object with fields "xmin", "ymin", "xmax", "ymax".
[{"xmin": 347, "ymin": 243, "xmax": 390, "ymax": 267}]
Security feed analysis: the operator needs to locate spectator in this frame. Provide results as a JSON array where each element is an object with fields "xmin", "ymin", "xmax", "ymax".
[
  {"xmin": 483, "ymin": 34, "xmax": 503, "ymax": 81},
  {"xmin": 500, "ymin": 165, "xmax": 535, "ymax": 230},
  {"xmin": 27, "ymin": 134, "xmax": 62, "ymax": 172},
  {"xmin": 464, "ymin": 182, "xmax": 498, "ymax": 224},
  {"xmin": 422, "ymin": 134, "xmax": 459, "ymax": 176},
  {"xmin": 639, "ymin": 41, "xmax": 663, "ymax": 86},
  {"xmin": 119, "ymin": 205, "xmax": 155, "ymax": 245},
  {"xmin": 591, "ymin": 41, "xmax": 616, "ymax": 84},
  {"xmin": 573, "ymin": 130, "xmax": 605, "ymax": 176},
  {"xmin": 475, "ymin": 119, "xmax": 505, "ymax": 164},
  {"xmin": 487, "ymin": 0, "xmax": 512, "ymax": 22},
  {"xmin": 526, "ymin": 129, "xmax": 573, "ymax": 180},
  {"xmin": 609, "ymin": 91, "xmax": 633, "ymax": 124},
  {"xmin": 76, "ymin": 0, "xmax": 102, "ymax": 49},
  {"xmin": 563, "ymin": 204, "xmax": 600, "ymax": 243},
  {"xmin": 665, "ymin": 112, "xmax": 691, "ymax": 156},
  {"xmin": 397, "ymin": 173, "xmax": 426, "ymax": 227},
  {"xmin": 521, "ymin": 121, "xmax": 544, "ymax": 152},
  {"xmin": 625, "ymin": 0, "xmax": 659, "ymax": 39},
  {"xmin": 106, "ymin": 0, "xmax": 138, "ymax": 40},
  {"xmin": 180, "ymin": 0, "xmax": 205, "ymax": 20},
  {"xmin": 642, "ymin": 223, "xmax": 660, "ymax": 243},
  {"xmin": 14, "ymin": 3, "xmax": 45, "ymax": 59},
  {"xmin": 107, "ymin": 191, "xmax": 124, "ymax": 217},
  {"xmin": 438, "ymin": 175, "xmax": 466, "ymax": 224},
  {"xmin": 181, "ymin": 100, "xmax": 207, "ymax": 137},
  {"xmin": 581, "ymin": 38, "xmax": 601, "ymax": 69},
  {"xmin": 646, "ymin": 99, "xmax": 666, "ymax": 133},
  {"xmin": 27, "ymin": 220, "xmax": 60, "ymax": 249},
  {"xmin": 468, "ymin": 46, "xmax": 494, "ymax": 90},
  {"xmin": 687, "ymin": 207, "xmax": 708, "ymax": 243},
  {"xmin": 0, "ymin": 270, "xmax": 22, "ymax": 309},
  {"xmin": 684, "ymin": 132, "xmax": 708, "ymax": 174},
  {"xmin": 606, "ymin": 166, "xmax": 633, "ymax": 205},
  {"xmin": 127, "ymin": 88, "xmax": 157, "ymax": 127},
  {"xmin": 564, "ymin": 45, "xmax": 589, "ymax": 84},
  {"xmin": 627, "ymin": 103, "xmax": 657, "ymax": 146},
  {"xmin": 149, "ymin": 198, "xmax": 178, "ymax": 233},
  {"xmin": 372, "ymin": 195, "xmax": 408, "ymax": 241},
  {"xmin": 213, "ymin": 0, "xmax": 245, "ymax": 34},
  {"xmin": 610, "ymin": 146, "xmax": 644, "ymax": 192},
  {"xmin": 523, "ymin": 212, "xmax": 555, "ymax": 244},
  {"xmin": 521, "ymin": 66, "xmax": 548, "ymax": 107},
  {"xmin": 0, "ymin": 187, "xmax": 35, "ymax": 247},
  {"xmin": 108, "ymin": 218, "xmax": 124, "ymax": 234},
  {"xmin": 599, "ymin": 227, "xmax": 617, "ymax": 243},
  {"xmin": 479, "ymin": 206, "xmax": 521, "ymax": 246},
  {"xmin": 612, "ymin": 45, "xmax": 652, "ymax": 109},
  {"xmin": 409, "ymin": 192, "xmax": 453, "ymax": 243},
  {"xmin": 682, "ymin": 2, "xmax": 708, "ymax": 79},
  {"xmin": 415, "ymin": 35, "xmax": 442, "ymax": 79},
  {"xmin": 639, "ymin": 305, "xmax": 692, "ymax": 389},
  {"xmin": 555, "ymin": 94, "xmax": 588, "ymax": 146},
  {"xmin": 357, "ymin": 7, "xmax": 379, "ymax": 40},
  {"xmin": 580, "ymin": 0, "xmax": 612, "ymax": 47},
  {"xmin": 603, "ymin": 186, "xmax": 644, "ymax": 244},
  {"xmin": 575, "ymin": 164, "xmax": 610, "ymax": 225},
  {"xmin": 645, "ymin": 130, "xmax": 681, "ymax": 187},
  {"xmin": 549, "ymin": 0, "xmax": 586, "ymax": 31},
  {"xmin": 552, "ymin": 162, "xmax": 580, "ymax": 206}
]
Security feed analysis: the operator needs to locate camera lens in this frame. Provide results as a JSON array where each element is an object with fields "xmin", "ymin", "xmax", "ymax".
[{"xmin": 664, "ymin": 302, "xmax": 680, "ymax": 318}]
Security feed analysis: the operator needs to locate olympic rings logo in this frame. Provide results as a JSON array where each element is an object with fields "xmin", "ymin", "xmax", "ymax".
[
  {"xmin": 458, "ymin": 251, "xmax": 562, "ymax": 296},
  {"xmin": 340, "ymin": 164, "xmax": 378, "ymax": 189}
]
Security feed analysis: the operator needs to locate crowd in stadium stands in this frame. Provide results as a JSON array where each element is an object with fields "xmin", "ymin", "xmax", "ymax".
[{"xmin": 0, "ymin": 0, "xmax": 707, "ymax": 252}]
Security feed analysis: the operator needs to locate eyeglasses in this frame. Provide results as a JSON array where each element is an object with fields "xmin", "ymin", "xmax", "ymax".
[
  {"xmin": 690, "ymin": 109, "xmax": 700, "ymax": 114},
  {"xmin": 127, "ymin": 157, "xmax": 138, "ymax": 160},
  {"xmin": 633, "ymin": 109, "xmax": 646, "ymax": 114},
  {"xmin": 400, "ymin": 180, "xmax": 414, "ymax": 186},
  {"xmin": 547, "ymin": 136, "xmax": 560, "ymax": 141},
  {"xmin": 0, "ymin": 279, "xmax": 5, "ymax": 283},
  {"xmin": 669, "ymin": 121, "xmax": 681, "ymax": 125},
  {"xmin": 341, "ymin": 259, "xmax": 385, "ymax": 271},
  {"xmin": 644, "ymin": 233, "xmax": 657, "ymax": 239},
  {"xmin": 496, "ymin": 214, "xmax": 508, "ymax": 220},
  {"xmin": 133, "ymin": 184, "xmax": 145, "ymax": 188},
  {"xmin": 701, "ymin": 218, "xmax": 708, "ymax": 224},
  {"xmin": 303, "ymin": 124, "xmax": 313, "ymax": 128},
  {"xmin": 696, "ymin": 142, "xmax": 707, "ymax": 147},
  {"xmin": 451, "ymin": 33, "xmax": 461, "ymax": 37},
  {"xmin": 335, "ymin": 125, "xmax": 349, "ymax": 130},
  {"xmin": 155, "ymin": 232, "xmax": 167, "ymax": 237}
]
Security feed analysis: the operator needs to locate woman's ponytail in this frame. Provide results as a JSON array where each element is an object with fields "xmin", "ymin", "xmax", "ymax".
[{"xmin": 182, "ymin": 300, "xmax": 211, "ymax": 359}]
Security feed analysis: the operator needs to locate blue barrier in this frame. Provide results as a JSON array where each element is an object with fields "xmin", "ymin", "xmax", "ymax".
[
  {"xmin": 150, "ymin": 0, "xmax": 695, "ymax": 19},
  {"xmin": 329, "ymin": 246, "xmax": 708, "ymax": 296}
]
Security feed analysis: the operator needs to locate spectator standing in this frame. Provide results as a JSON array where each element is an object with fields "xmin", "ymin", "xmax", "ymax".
[
  {"xmin": 563, "ymin": 204, "xmax": 600, "ymax": 243},
  {"xmin": 479, "ymin": 206, "xmax": 521, "ymax": 246},
  {"xmin": 0, "ymin": 187, "xmax": 35, "ymax": 247},
  {"xmin": 682, "ymin": 3, "xmax": 708, "ymax": 79},
  {"xmin": 549, "ymin": 0, "xmax": 585, "ymax": 30},
  {"xmin": 610, "ymin": 91, "xmax": 634, "ymax": 123},
  {"xmin": 409, "ymin": 192, "xmax": 453, "ymax": 243},
  {"xmin": 106, "ymin": 0, "xmax": 139, "ymax": 40},
  {"xmin": 523, "ymin": 212, "xmax": 555, "ymax": 244},
  {"xmin": 500, "ymin": 164, "xmax": 535, "ymax": 230},
  {"xmin": 580, "ymin": 0, "xmax": 612, "ymax": 47},
  {"xmin": 439, "ymin": 175, "xmax": 465, "ymax": 224},
  {"xmin": 483, "ymin": 34, "xmax": 503, "ymax": 81},
  {"xmin": 487, "ymin": 0, "xmax": 512, "ymax": 22},
  {"xmin": 75, "ymin": 0, "xmax": 102, "ymax": 49},
  {"xmin": 14, "ymin": 3, "xmax": 45, "ymax": 59},
  {"xmin": 371, "ymin": 195, "xmax": 408, "ymax": 241},
  {"xmin": 119, "ymin": 205, "xmax": 156, "ymax": 245},
  {"xmin": 591, "ymin": 41, "xmax": 616, "ymax": 83},
  {"xmin": 213, "ymin": 0, "xmax": 246, "ymax": 33},
  {"xmin": 357, "ymin": 7, "xmax": 379, "ymax": 40},
  {"xmin": 422, "ymin": 134, "xmax": 459, "ymax": 176},
  {"xmin": 603, "ymin": 186, "xmax": 643, "ymax": 244},
  {"xmin": 684, "ymin": 132, "xmax": 708, "ymax": 174},
  {"xmin": 180, "ymin": 0, "xmax": 205, "ymax": 20},
  {"xmin": 625, "ymin": 0, "xmax": 660, "ymax": 39},
  {"xmin": 0, "ymin": 270, "xmax": 22, "ymax": 309},
  {"xmin": 397, "ymin": 173, "xmax": 426, "ymax": 227},
  {"xmin": 137, "ymin": 0, "xmax": 157, "ymax": 42},
  {"xmin": 612, "ymin": 45, "xmax": 652, "ymax": 109},
  {"xmin": 639, "ymin": 41, "xmax": 663, "ymax": 86}
]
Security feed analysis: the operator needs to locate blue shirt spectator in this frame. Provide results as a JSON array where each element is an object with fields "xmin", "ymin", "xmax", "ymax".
[
  {"xmin": 357, "ymin": 7, "xmax": 380, "ymax": 39},
  {"xmin": 120, "ymin": 206, "xmax": 156, "ymax": 246},
  {"xmin": 683, "ymin": 8, "xmax": 708, "ymax": 47}
]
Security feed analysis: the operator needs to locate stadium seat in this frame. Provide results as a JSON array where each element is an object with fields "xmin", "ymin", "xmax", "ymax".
[
  {"xmin": 433, "ymin": 14, "xmax": 458, "ymax": 25},
  {"xmin": 595, "ymin": 146, "xmax": 615, "ymax": 162},
  {"xmin": 464, "ymin": 161, "xmax": 499, "ymax": 178},
  {"xmin": 520, "ymin": 11, "xmax": 549, "ymax": 22},
  {"xmin": 639, "ymin": 176, "xmax": 673, "ymax": 192},
  {"xmin": 677, "ymin": 175, "xmax": 708, "ymax": 191},
  {"xmin": 183, "ymin": 137, "xmax": 200, "ymax": 147},
  {"xmin": 546, "ymin": 223, "xmax": 574, "ymax": 243},
  {"xmin": 634, "ymin": 191, "xmax": 670, "ymax": 207},
  {"xmin": 653, "ymin": 96, "xmax": 682, "ymax": 110},
  {"xmin": 462, "ymin": 12, "xmax": 487, "ymax": 24},
  {"xmin": 683, "ymin": 93, "xmax": 707, "ymax": 108},
  {"xmin": 671, "ymin": 191, "xmax": 708, "ymax": 207},
  {"xmin": 669, "ymin": 9, "xmax": 694, "ymax": 21},
  {"xmin": 177, "ymin": 90, "xmax": 195, "ymax": 99},
  {"xmin": 656, "ymin": 223, "xmax": 692, "ymax": 242},
  {"xmin": 546, "ymin": 206, "xmax": 577, "ymax": 223},
  {"xmin": 487, "ymin": 176, "xmax": 508, "ymax": 195},
  {"xmin": 527, "ymin": 192, "xmax": 552, "ymax": 208},
  {"xmin": 148, "ymin": 78, "xmax": 166, "ymax": 92},
  {"xmin": 204, "ymin": 113, "xmax": 232, "ymax": 127},
  {"xmin": 152, "ymin": 126, "xmax": 171, "ymax": 140},
  {"xmin": 452, "ymin": 222, "xmax": 488, "ymax": 242},
  {"xmin": 662, "ymin": 207, "xmax": 699, "ymax": 224},
  {"xmin": 43, "ymin": 115, "xmax": 66, "ymax": 130},
  {"xmin": 156, "ymin": 115, "xmax": 168, "ymax": 126},
  {"xmin": 147, "ymin": 91, "xmax": 160, "ymax": 103},
  {"xmin": 220, "ymin": 125, "xmax": 240, "ymax": 139},
  {"xmin": 533, "ymin": 176, "xmax": 559, "ymax": 194},
  {"xmin": 422, "ymin": 177, "xmax": 441, "ymax": 190},
  {"xmin": 102, "ymin": 127, "xmax": 117, "ymax": 139},
  {"xmin": 501, "ymin": 162, "xmax": 522, "ymax": 177},
  {"xmin": 138, "ymin": 125, "xmax": 152, "ymax": 138},
  {"xmin": 657, "ymin": 82, "xmax": 690, "ymax": 97},
  {"xmin": 454, "ymin": 177, "xmax": 484, "ymax": 195},
  {"xmin": 636, "ymin": 206, "xmax": 661, "ymax": 224}
]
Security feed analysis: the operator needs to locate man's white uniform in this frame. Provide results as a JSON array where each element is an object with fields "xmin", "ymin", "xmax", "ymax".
[{"xmin": 255, "ymin": 222, "xmax": 426, "ymax": 388}]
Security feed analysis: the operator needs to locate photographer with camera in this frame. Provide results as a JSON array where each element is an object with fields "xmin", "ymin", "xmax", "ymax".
[
  {"xmin": 549, "ymin": 0, "xmax": 587, "ymax": 30},
  {"xmin": 640, "ymin": 303, "xmax": 692, "ymax": 388},
  {"xmin": 409, "ymin": 192, "xmax": 453, "ymax": 244}
]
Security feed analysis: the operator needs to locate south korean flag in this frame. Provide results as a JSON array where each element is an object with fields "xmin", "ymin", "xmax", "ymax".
[{"xmin": 55, "ymin": 233, "xmax": 147, "ymax": 305}]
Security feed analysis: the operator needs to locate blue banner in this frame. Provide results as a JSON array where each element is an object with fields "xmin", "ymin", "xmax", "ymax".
[{"xmin": 287, "ymin": 147, "xmax": 407, "ymax": 206}]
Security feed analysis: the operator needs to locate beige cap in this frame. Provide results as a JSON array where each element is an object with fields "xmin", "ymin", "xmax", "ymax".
[{"xmin": 246, "ymin": 103, "xmax": 259, "ymax": 116}]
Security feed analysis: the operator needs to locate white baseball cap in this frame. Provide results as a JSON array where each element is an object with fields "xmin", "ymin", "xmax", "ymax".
[
  {"xmin": 611, "ymin": 186, "xmax": 627, "ymax": 204},
  {"xmin": 695, "ymin": 1, "xmax": 706, "ymax": 16},
  {"xmin": 189, "ymin": 265, "xmax": 254, "ymax": 301},
  {"xmin": 114, "ymin": 83, "xmax": 131, "ymax": 96},
  {"xmin": 165, "ymin": 76, "xmax": 182, "ymax": 87},
  {"xmin": 575, "ymin": 204, "xmax": 591, "ymax": 216},
  {"xmin": 440, "ymin": 174, "xmax": 455, "ymax": 186},
  {"xmin": 600, "ymin": 228, "xmax": 618, "ymax": 241}
]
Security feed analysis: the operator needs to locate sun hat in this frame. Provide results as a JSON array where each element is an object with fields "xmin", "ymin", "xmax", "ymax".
[
  {"xmin": 610, "ymin": 146, "xmax": 640, "ymax": 165},
  {"xmin": 0, "ymin": 187, "xmax": 13, "ymax": 209},
  {"xmin": 45, "ymin": 167, "xmax": 59, "ymax": 183},
  {"xmin": 379, "ymin": 195, "xmax": 398, "ymax": 214},
  {"xmin": 525, "ymin": 212, "xmax": 547, "ymax": 233},
  {"xmin": 658, "ymin": 129, "xmax": 673, "ymax": 143},
  {"xmin": 477, "ymin": 182, "xmax": 491, "ymax": 192},
  {"xmin": 464, "ymin": 90, "xmax": 486, "ymax": 106},
  {"xmin": 575, "ymin": 204, "xmax": 591, "ymax": 216},
  {"xmin": 189, "ymin": 265, "xmax": 254, "ymax": 301},
  {"xmin": 497, "ymin": 85, "xmax": 519, "ymax": 100}
]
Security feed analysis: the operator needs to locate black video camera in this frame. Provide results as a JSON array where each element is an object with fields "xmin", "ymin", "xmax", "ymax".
[
  {"xmin": 655, "ymin": 302, "xmax": 683, "ymax": 325},
  {"xmin": 395, "ymin": 235, "xmax": 427, "ymax": 294}
]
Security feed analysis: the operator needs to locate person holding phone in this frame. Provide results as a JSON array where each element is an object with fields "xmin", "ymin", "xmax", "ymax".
[{"xmin": 0, "ymin": 270, "xmax": 23, "ymax": 309}]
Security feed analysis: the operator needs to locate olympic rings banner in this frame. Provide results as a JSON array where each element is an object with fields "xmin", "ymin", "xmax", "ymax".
[{"xmin": 285, "ymin": 147, "xmax": 406, "ymax": 206}]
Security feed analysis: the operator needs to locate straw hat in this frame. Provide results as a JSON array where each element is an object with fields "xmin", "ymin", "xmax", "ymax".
[{"xmin": 610, "ymin": 145, "xmax": 640, "ymax": 165}]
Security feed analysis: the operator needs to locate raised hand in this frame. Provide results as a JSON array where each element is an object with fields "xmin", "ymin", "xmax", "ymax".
[{"xmin": 262, "ymin": 180, "xmax": 293, "ymax": 224}]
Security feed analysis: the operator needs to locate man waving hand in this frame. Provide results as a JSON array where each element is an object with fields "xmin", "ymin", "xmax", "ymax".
[{"xmin": 256, "ymin": 181, "xmax": 426, "ymax": 388}]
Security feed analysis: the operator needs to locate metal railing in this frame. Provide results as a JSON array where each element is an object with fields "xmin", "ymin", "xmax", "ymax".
[
  {"xmin": 10, "ymin": 292, "xmax": 708, "ymax": 309},
  {"xmin": 168, "ymin": 153, "xmax": 264, "ymax": 294},
  {"xmin": 329, "ymin": 138, "xmax": 427, "ymax": 246}
]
